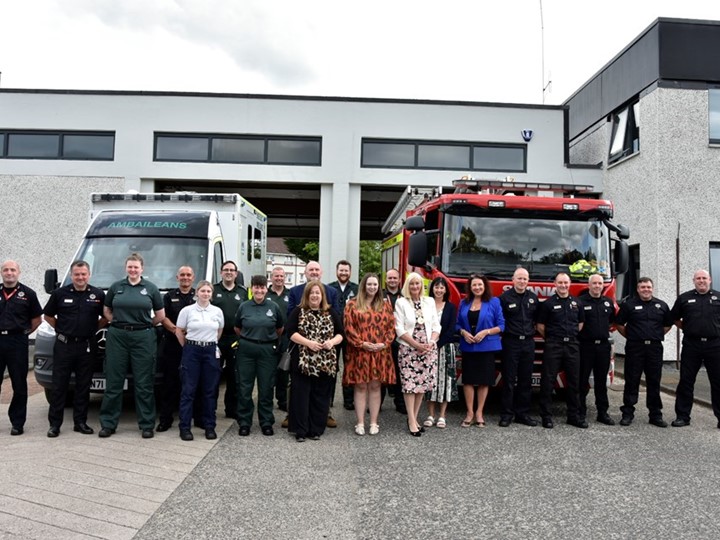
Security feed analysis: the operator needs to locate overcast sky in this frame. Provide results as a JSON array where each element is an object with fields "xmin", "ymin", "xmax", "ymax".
[{"xmin": 1, "ymin": 1, "xmax": 718, "ymax": 105}]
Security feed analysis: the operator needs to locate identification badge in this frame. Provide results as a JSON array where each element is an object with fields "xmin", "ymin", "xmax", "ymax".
[
  {"xmin": 553, "ymin": 305, "xmax": 562, "ymax": 310},
  {"xmin": 508, "ymin": 303, "xmax": 517, "ymax": 308},
  {"xmin": 688, "ymin": 299, "xmax": 696, "ymax": 304},
  {"xmin": 584, "ymin": 306, "xmax": 592, "ymax": 310},
  {"xmin": 635, "ymin": 305, "xmax": 643, "ymax": 310},
  {"xmin": 63, "ymin": 298, "xmax": 74, "ymax": 304}
]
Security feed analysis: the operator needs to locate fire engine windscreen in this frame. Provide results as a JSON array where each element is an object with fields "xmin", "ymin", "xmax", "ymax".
[
  {"xmin": 441, "ymin": 215, "xmax": 611, "ymax": 281},
  {"xmin": 65, "ymin": 237, "xmax": 208, "ymax": 291}
]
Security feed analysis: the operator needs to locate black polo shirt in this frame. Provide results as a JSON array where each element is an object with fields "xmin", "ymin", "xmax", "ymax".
[
  {"xmin": 0, "ymin": 282, "xmax": 43, "ymax": 332},
  {"xmin": 43, "ymin": 284, "xmax": 105, "ymax": 338},
  {"xmin": 616, "ymin": 296, "xmax": 672, "ymax": 341},
  {"xmin": 670, "ymin": 288, "xmax": 720, "ymax": 339},
  {"xmin": 537, "ymin": 294, "xmax": 585, "ymax": 340},
  {"xmin": 500, "ymin": 287, "xmax": 538, "ymax": 337},
  {"xmin": 163, "ymin": 288, "xmax": 196, "ymax": 325},
  {"xmin": 578, "ymin": 292, "xmax": 616, "ymax": 341}
]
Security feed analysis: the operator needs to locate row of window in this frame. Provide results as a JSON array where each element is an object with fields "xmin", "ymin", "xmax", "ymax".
[
  {"xmin": 0, "ymin": 129, "xmax": 528, "ymax": 173},
  {"xmin": 0, "ymin": 131, "xmax": 115, "ymax": 160},
  {"xmin": 361, "ymin": 139, "xmax": 526, "ymax": 172}
]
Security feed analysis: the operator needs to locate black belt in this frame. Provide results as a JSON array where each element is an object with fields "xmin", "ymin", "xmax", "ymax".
[
  {"xmin": 240, "ymin": 336, "xmax": 277, "ymax": 345},
  {"xmin": 57, "ymin": 333, "xmax": 92, "ymax": 343},
  {"xmin": 581, "ymin": 338, "xmax": 609, "ymax": 344},
  {"xmin": 628, "ymin": 339, "xmax": 661, "ymax": 345},
  {"xmin": 685, "ymin": 336, "xmax": 720, "ymax": 342},
  {"xmin": 187, "ymin": 339, "xmax": 217, "ymax": 347},
  {"xmin": 503, "ymin": 334, "xmax": 534, "ymax": 340},
  {"xmin": 0, "ymin": 329, "xmax": 25, "ymax": 336},
  {"xmin": 111, "ymin": 323, "xmax": 151, "ymax": 331},
  {"xmin": 547, "ymin": 337, "xmax": 577, "ymax": 343}
]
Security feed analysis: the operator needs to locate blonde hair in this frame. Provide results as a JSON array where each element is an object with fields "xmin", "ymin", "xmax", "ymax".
[{"xmin": 401, "ymin": 272, "xmax": 424, "ymax": 299}]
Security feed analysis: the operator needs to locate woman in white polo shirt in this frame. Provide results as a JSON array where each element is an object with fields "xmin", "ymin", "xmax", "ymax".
[{"xmin": 175, "ymin": 280, "xmax": 224, "ymax": 441}]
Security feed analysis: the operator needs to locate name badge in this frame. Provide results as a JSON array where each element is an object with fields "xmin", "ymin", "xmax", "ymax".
[
  {"xmin": 688, "ymin": 299, "xmax": 696, "ymax": 304},
  {"xmin": 171, "ymin": 298, "xmax": 180, "ymax": 302},
  {"xmin": 508, "ymin": 303, "xmax": 517, "ymax": 308},
  {"xmin": 584, "ymin": 306, "xmax": 592, "ymax": 310},
  {"xmin": 63, "ymin": 298, "xmax": 74, "ymax": 304},
  {"xmin": 553, "ymin": 305, "xmax": 562, "ymax": 310},
  {"xmin": 635, "ymin": 305, "xmax": 643, "ymax": 310}
]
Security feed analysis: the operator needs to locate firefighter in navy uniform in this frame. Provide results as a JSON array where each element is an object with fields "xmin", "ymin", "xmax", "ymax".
[
  {"xmin": 43, "ymin": 260, "xmax": 106, "ymax": 437},
  {"xmin": 536, "ymin": 272, "xmax": 586, "ymax": 429},
  {"xmin": 212, "ymin": 261, "xmax": 248, "ymax": 420},
  {"xmin": 670, "ymin": 269, "xmax": 720, "ymax": 428},
  {"xmin": 0, "ymin": 260, "xmax": 43, "ymax": 436},
  {"xmin": 615, "ymin": 277, "xmax": 672, "ymax": 427},
  {"xmin": 498, "ymin": 267, "xmax": 539, "ymax": 427},
  {"xmin": 577, "ymin": 274, "xmax": 617, "ymax": 426},
  {"xmin": 156, "ymin": 266, "xmax": 196, "ymax": 432}
]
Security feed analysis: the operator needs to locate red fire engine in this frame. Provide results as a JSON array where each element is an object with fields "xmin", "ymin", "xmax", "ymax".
[{"xmin": 381, "ymin": 178, "xmax": 630, "ymax": 388}]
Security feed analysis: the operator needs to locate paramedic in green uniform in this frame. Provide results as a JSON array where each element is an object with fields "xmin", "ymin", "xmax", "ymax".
[
  {"xmin": 99, "ymin": 253, "xmax": 165, "ymax": 439},
  {"xmin": 235, "ymin": 275, "xmax": 284, "ymax": 436}
]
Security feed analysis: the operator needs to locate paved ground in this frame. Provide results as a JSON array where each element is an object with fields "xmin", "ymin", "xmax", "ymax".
[{"xmin": 1, "ymin": 362, "xmax": 719, "ymax": 540}]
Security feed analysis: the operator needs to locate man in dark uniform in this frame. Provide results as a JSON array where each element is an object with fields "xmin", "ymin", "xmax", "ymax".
[
  {"xmin": 670, "ymin": 269, "xmax": 720, "ymax": 428},
  {"xmin": 578, "ymin": 274, "xmax": 617, "ymax": 426},
  {"xmin": 267, "ymin": 266, "xmax": 290, "ymax": 412},
  {"xmin": 499, "ymin": 267, "xmax": 538, "ymax": 427},
  {"xmin": 43, "ymin": 260, "xmax": 106, "ymax": 437},
  {"xmin": 536, "ymin": 272, "xmax": 586, "ymax": 429},
  {"xmin": 0, "ymin": 260, "xmax": 42, "ymax": 435},
  {"xmin": 382, "ymin": 268, "xmax": 406, "ymax": 414},
  {"xmin": 287, "ymin": 261, "xmax": 340, "ymax": 427},
  {"xmin": 615, "ymin": 276, "xmax": 672, "ymax": 427},
  {"xmin": 212, "ymin": 260, "xmax": 248, "ymax": 420},
  {"xmin": 327, "ymin": 259, "xmax": 359, "ymax": 411},
  {"xmin": 157, "ymin": 266, "xmax": 195, "ymax": 432}
]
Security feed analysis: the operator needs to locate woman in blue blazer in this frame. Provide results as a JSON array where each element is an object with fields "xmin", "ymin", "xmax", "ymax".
[{"xmin": 456, "ymin": 274, "xmax": 505, "ymax": 427}]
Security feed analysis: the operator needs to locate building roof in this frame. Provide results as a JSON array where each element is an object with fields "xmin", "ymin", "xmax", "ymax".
[{"xmin": 564, "ymin": 18, "xmax": 720, "ymax": 140}]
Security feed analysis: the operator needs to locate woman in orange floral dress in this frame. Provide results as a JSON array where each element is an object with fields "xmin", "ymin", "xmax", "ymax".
[{"xmin": 343, "ymin": 273, "xmax": 397, "ymax": 436}]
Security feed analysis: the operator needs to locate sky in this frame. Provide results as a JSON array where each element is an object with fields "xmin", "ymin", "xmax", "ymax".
[{"xmin": 0, "ymin": 0, "xmax": 718, "ymax": 106}]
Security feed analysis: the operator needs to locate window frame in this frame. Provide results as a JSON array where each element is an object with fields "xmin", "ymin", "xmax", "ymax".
[
  {"xmin": 361, "ymin": 137, "xmax": 526, "ymax": 173},
  {"xmin": 0, "ymin": 130, "xmax": 115, "ymax": 161},
  {"xmin": 154, "ymin": 132, "xmax": 322, "ymax": 166}
]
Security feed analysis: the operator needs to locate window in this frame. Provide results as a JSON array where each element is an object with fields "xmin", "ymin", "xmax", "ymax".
[
  {"xmin": 608, "ymin": 100, "xmax": 640, "ymax": 165},
  {"xmin": 0, "ymin": 130, "xmax": 115, "ymax": 160},
  {"xmin": 267, "ymin": 139, "xmax": 321, "ymax": 165},
  {"xmin": 155, "ymin": 133, "xmax": 321, "ymax": 165},
  {"xmin": 362, "ymin": 138, "xmax": 526, "ymax": 172},
  {"xmin": 710, "ymin": 243, "xmax": 720, "ymax": 286},
  {"xmin": 212, "ymin": 138, "xmax": 264, "ymax": 163},
  {"xmin": 155, "ymin": 136, "xmax": 208, "ymax": 161},
  {"xmin": 212, "ymin": 242, "xmax": 224, "ymax": 284},
  {"xmin": 709, "ymin": 89, "xmax": 720, "ymax": 144}
]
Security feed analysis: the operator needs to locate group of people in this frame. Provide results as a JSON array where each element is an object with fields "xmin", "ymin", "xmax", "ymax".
[{"xmin": 1, "ymin": 256, "xmax": 720, "ymax": 441}]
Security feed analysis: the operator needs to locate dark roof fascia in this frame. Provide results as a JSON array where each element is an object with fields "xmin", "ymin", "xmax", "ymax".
[
  {"xmin": 0, "ymin": 88, "xmax": 565, "ymax": 111},
  {"xmin": 563, "ymin": 17, "xmax": 720, "ymax": 105}
]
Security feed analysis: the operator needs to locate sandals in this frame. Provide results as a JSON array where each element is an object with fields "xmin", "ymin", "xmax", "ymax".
[
  {"xmin": 461, "ymin": 417, "xmax": 474, "ymax": 428},
  {"xmin": 369, "ymin": 423, "xmax": 380, "ymax": 435},
  {"xmin": 476, "ymin": 418, "xmax": 486, "ymax": 428},
  {"xmin": 436, "ymin": 417, "xmax": 446, "ymax": 429},
  {"xmin": 423, "ymin": 416, "xmax": 435, "ymax": 428},
  {"xmin": 354, "ymin": 424, "xmax": 365, "ymax": 436}
]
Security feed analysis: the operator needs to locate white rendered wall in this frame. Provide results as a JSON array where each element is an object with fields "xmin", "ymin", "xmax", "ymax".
[{"xmin": 0, "ymin": 91, "xmax": 597, "ymax": 297}]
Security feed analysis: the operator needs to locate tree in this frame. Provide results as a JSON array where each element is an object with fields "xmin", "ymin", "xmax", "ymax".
[
  {"xmin": 283, "ymin": 238, "xmax": 381, "ymax": 278},
  {"xmin": 358, "ymin": 240, "xmax": 381, "ymax": 277},
  {"xmin": 283, "ymin": 238, "xmax": 318, "ymax": 263}
]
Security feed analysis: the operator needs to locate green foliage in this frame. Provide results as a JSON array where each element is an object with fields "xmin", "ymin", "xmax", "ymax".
[
  {"xmin": 283, "ymin": 238, "xmax": 319, "ymax": 263},
  {"xmin": 359, "ymin": 240, "xmax": 381, "ymax": 277},
  {"xmin": 282, "ymin": 238, "xmax": 381, "ymax": 279}
]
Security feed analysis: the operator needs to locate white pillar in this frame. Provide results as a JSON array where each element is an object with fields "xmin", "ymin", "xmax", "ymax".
[{"xmin": 318, "ymin": 183, "xmax": 361, "ymax": 282}]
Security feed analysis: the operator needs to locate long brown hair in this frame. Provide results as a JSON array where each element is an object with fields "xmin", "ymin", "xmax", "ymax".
[
  {"xmin": 355, "ymin": 273, "xmax": 384, "ymax": 312},
  {"xmin": 465, "ymin": 273, "xmax": 492, "ymax": 302}
]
